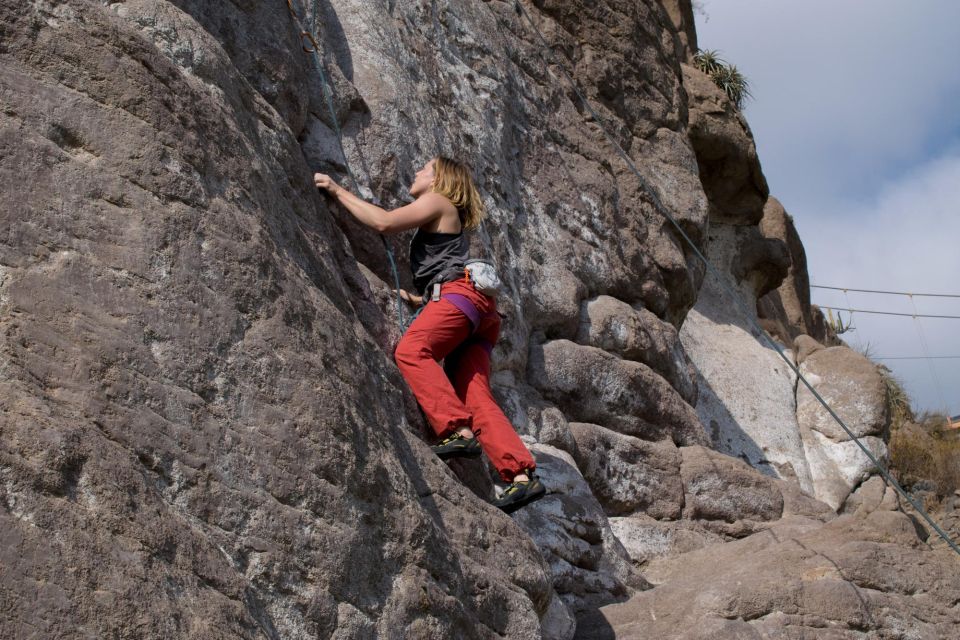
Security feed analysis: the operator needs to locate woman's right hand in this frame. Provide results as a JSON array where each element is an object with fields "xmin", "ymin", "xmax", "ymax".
[
  {"xmin": 393, "ymin": 288, "xmax": 423, "ymax": 306},
  {"xmin": 314, "ymin": 172, "xmax": 342, "ymax": 195}
]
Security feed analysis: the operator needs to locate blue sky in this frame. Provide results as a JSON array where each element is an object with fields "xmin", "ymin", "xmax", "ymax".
[{"xmin": 695, "ymin": 1, "xmax": 960, "ymax": 417}]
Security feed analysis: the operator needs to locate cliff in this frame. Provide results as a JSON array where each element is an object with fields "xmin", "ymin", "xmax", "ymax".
[{"xmin": 1, "ymin": 1, "xmax": 957, "ymax": 638}]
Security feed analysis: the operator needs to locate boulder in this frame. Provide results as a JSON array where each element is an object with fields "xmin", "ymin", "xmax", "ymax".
[
  {"xmin": 569, "ymin": 422, "xmax": 684, "ymax": 519},
  {"xmin": 511, "ymin": 444, "xmax": 649, "ymax": 630},
  {"xmin": 583, "ymin": 510, "xmax": 960, "ymax": 639},
  {"xmin": 680, "ymin": 445, "xmax": 784, "ymax": 525},
  {"xmin": 796, "ymin": 346, "xmax": 890, "ymax": 510},
  {"xmin": 528, "ymin": 340, "xmax": 706, "ymax": 446},
  {"xmin": 797, "ymin": 346, "xmax": 889, "ymax": 442},
  {"xmin": 679, "ymin": 270, "xmax": 815, "ymax": 493},
  {"xmin": 575, "ymin": 295, "xmax": 698, "ymax": 404}
]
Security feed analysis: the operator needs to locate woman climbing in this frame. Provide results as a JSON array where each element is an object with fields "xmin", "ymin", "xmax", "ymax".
[{"xmin": 314, "ymin": 156, "xmax": 545, "ymax": 513}]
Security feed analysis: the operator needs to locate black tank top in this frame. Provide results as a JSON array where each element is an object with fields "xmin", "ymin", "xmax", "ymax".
[{"xmin": 409, "ymin": 210, "xmax": 468, "ymax": 295}]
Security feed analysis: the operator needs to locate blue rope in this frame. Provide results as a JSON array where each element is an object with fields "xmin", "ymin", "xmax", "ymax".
[
  {"xmin": 511, "ymin": 0, "xmax": 960, "ymax": 556},
  {"xmin": 290, "ymin": 0, "xmax": 407, "ymax": 331}
]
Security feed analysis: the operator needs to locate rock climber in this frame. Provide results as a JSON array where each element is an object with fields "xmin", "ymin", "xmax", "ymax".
[{"xmin": 314, "ymin": 156, "xmax": 545, "ymax": 513}]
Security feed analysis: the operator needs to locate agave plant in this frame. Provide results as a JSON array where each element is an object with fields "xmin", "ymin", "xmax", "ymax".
[
  {"xmin": 693, "ymin": 49, "xmax": 725, "ymax": 76},
  {"xmin": 693, "ymin": 49, "xmax": 752, "ymax": 110},
  {"xmin": 880, "ymin": 365, "xmax": 914, "ymax": 430},
  {"xmin": 714, "ymin": 64, "xmax": 752, "ymax": 109}
]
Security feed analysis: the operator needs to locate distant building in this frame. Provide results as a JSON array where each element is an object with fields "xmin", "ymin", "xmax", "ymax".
[{"xmin": 949, "ymin": 414, "xmax": 960, "ymax": 430}]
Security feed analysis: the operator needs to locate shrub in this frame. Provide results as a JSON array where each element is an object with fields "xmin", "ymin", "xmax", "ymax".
[
  {"xmin": 879, "ymin": 366, "xmax": 913, "ymax": 432},
  {"xmin": 693, "ymin": 49, "xmax": 752, "ymax": 109},
  {"xmin": 693, "ymin": 49, "xmax": 724, "ymax": 76},
  {"xmin": 889, "ymin": 418, "xmax": 960, "ymax": 501}
]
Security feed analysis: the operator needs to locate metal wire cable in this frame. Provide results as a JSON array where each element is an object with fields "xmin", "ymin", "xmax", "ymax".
[
  {"xmin": 813, "ymin": 285, "xmax": 960, "ymax": 299},
  {"xmin": 510, "ymin": 0, "xmax": 960, "ymax": 556},
  {"xmin": 908, "ymin": 295, "xmax": 949, "ymax": 413},
  {"xmin": 817, "ymin": 306, "xmax": 960, "ymax": 320},
  {"xmin": 876, "ymin": 356, "xmax": 960, "ymax": 360}
]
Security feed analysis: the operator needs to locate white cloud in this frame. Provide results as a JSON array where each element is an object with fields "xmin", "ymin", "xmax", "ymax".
[
  {"xmin": 802, "ymin": 150, "xmax": 960, "ymax": 415},
  {"xmin": 696, "ymin": 0, "xmax": 960, "ymax": 210},
  {"xmin": 695, "ymin": 1, "xmax": 960, "ymax": 415}
]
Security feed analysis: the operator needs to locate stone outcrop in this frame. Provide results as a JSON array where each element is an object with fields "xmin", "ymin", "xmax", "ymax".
[
  {"xmin": 528, "ymin": 340, "xmax": 705, "ymax": 447},
  {"xmin": 682, "ymin": 63, "xmax": 768, "ymax": 227},
  {"xmin": 513, "ymin": 443, "xmax": 648, "ymax": 631},
  {"xmin": 797, "ymin": 345, "xmax": 891, "ymax": 510},
  {"xmin": 0, "ymin": 0, "xmax": 709, "ymax": 635},
  {"xmin": 575, "ymin": 295, "xmax": 698, "ymax": 405},
  {"xmin": 582, "ymin": 486, "xmax": 960, "ymax": 640},
  {"xmin": 756, "ymin": 197, "xmax": 824, "ymax": 345},
  {"xmin": 569, "ymin": 422, "xmax": 684, "ymax": 520},
  {"xmin": 679, "ymin": 266, "xmax": 815, "ymax": 494},
  {"xmin": 3, "ymin": 1, "xmax": 956, "ymax": 639}
]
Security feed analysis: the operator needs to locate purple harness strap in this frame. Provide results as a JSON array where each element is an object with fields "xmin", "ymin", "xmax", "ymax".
[
  {"xmin": 441, "ymin": 293, "xmax": 482, "ymax": 329},
  {"xmin": 441, "ymin": 293, "xmax": 496, "ymax": 355}
]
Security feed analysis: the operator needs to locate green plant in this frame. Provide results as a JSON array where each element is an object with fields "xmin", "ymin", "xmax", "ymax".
[
  {"xmin": 826, "ymin": 308, "xmax": 855, "ymax": 335},
  {"xmin": 879, "ymin": 366, "xmax": 913, "ymax": 432},
  {"xmin": 693, "ymin": 49, "xmax": 725, "ymax": 76},
  {"xmin": 714, "ymin": 64, "xmax": 752, "ymax": 109},
  {"xmin": 693, "ymin": 49, "xmax": 753, "ymax": 110}
]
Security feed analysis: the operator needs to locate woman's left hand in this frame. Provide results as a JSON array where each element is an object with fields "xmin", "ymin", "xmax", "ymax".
[
  {"xmin": 393, "ymin": 288, "xmax": 423, "ymax": 306},
  {"xmin": 314, "ymin": 172, "xmax": 342, "ymax": 195}
]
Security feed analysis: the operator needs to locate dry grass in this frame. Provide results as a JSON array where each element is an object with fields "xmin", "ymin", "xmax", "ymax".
[
  {"xmin": 880, "ymin": 366, "xmax": 913, "ymax": 431},
  {"xmin": 889, "ymin": 414, "xmax": 960, "ymax": 500}
]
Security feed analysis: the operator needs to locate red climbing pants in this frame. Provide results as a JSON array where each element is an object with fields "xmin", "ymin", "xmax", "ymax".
[{"xmin": 394, "ymin": 278, "xmax": 536, "ymax": 482}]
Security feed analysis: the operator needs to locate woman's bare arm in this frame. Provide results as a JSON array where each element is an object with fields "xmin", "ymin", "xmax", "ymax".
[{"xmin": 314, "ymin": 173, "xmax": 446, "ymax": 234}]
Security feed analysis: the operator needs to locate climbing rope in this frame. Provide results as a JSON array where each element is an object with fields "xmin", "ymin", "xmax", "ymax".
[
  {"xmin": 285, "ymin": 0, "xmax": 407, "ymax": 331},
  {"xmin": 508, "ymin": 0, "xmax": 960, "ymax": 556}
]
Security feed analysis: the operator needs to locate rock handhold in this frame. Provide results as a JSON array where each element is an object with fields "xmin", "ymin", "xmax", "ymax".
[
  {"xmin": 575, "ymin": 295, "xmax": 698, "ymax": 404},
  {"xmin": 528, "ymin": 340, "xmax": 706, "ymax": 446},
  {"xmin": 680, "ymin": 445, "xmax": 785, "ymax": 526},
  {"xmin": 569, "ymin": 422, "xmax": 684, "ymax": 519}
]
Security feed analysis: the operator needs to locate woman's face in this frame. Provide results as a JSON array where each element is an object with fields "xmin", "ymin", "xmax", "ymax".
[{"xmin": 409, "ymin": 159, "xmax": 436, "ymax": 197}]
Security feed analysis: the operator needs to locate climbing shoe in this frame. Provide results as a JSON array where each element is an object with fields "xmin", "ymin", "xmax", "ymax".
[
  {"xmin": 492, "ymin": 471, "xmax": 546, "ymax": 514},
  {"xmin": 432, "ymin": 432, "xmax": 482, "ymax": 460}
]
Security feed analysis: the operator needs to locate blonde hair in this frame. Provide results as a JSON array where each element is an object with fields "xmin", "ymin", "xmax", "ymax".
[{"xmin": 430, "ymin": 156, "xmax": 486, "ymax": 230}]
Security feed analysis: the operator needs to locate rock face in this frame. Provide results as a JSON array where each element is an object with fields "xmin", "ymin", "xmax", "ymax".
[
  {"xmin": 797, "ymin": 346, "xmax": 890, "ymax": 510},
  {"xmin": 677, "ymin": 43, "xmax": 889, "ymax": 513},
  {"xmin": 586, "ymin": 496, "xmax": 960, "ymax": 640},
  {"xmin": 678, "ymin": 242, "xmax": 814, "ymax": 494},
  {"xmin": 0, "ymin": 0, "xmax": 707, "ymax": 636},
  {"xmin": 3, "ymin": 1, "xmax": 955, "ymax": 639}
]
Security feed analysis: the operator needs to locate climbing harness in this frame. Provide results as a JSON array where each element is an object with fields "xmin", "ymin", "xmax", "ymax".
[
  {"xmin": 509, "ymin": 0, "xmax": 960, "ymax": 556},
  {"xmin": 285, "ymin": 0, "xmax": 407, "ymax": 331}
]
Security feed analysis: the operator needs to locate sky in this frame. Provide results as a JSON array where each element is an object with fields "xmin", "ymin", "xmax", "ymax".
[{"xmin": 694, "ymin": 1, "xmax": 960, "ymax": 418}]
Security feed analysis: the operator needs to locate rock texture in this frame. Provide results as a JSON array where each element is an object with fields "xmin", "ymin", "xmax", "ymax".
[
  {"xmin": 0, "ymin": 0, "xmax": 710, "ymax": 635},
  {"xmin": 679, "ymin": 256, "xmax": 815, "ymax": 494},
  {"xmin": 797, "ymin": 346, "xmax": 890, "ymax": 510},
  {"xmin": 3, "ymin": 1, "xmax": 956, "ymax": 639},
  {"xmin": 584, "ymin": 490, "xmax": 960, "ymax": 640}
]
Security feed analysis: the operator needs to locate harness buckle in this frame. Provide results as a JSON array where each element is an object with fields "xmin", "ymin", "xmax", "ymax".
[{"xmin": 431, "ymin": 282, "xmax": 441, "ymax": 302}]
